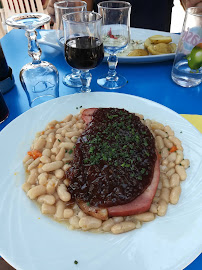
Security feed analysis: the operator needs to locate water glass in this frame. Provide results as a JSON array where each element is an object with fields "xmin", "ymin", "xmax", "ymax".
[
  {"xmin": 97, "ymin": 1, "xmax": 131, "ymax": 90},
  {"xmin": 171, "ymin": 7, "xmax": 202, "ymax": 88}
]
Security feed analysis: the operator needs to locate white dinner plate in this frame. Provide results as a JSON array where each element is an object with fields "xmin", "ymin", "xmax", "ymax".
[
  {"xmin": 0, "ymin": 92, "xmax": 202, "ymax": 270},
  {"xmin": 38, "ymin": 28, "xmax": 180, "ymax": 63}
]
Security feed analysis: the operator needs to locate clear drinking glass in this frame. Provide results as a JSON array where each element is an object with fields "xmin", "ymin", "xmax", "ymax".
[
  {"xmin": 63, "ymin": 11, "xmax": 104, "ymax": 93},
  {"xmin": 171, "ymin": 7, "xmax": 202, "ymax": 87},
  {"xmin": 6, "ymin": 13, "xmax": 59, "ymax": 107},
  {"xmin": 54, "ymin": 1, "xmax": 87, "ymax": 88},
  {"xmin": 97, "ymin": 1, "xmax": 131, "ymax": 89}
]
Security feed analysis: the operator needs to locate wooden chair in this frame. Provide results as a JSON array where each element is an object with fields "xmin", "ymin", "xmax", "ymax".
[
  {"xmin": 0, "ymin": 19, "xmax": 6, "ymax": 38},
  {"xmin": 1, "ymin": 0, "xmax": 50, "ymax": 30}
]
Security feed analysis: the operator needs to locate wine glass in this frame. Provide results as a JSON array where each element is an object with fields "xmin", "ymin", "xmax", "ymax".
[
  {"xmin": 97, "ymin": 1, "xmax": 131, "ymax": 89},
  {"xmin": 6, "ymin": 13, "xmax": 59, "ymax": 107},
  {"xmin": 63, "ymin": 11, "xmax": 104, "ymax": 93},
  {"xmin": 54, "ymin": 1, "xmax": 87, "ymax": 88}
]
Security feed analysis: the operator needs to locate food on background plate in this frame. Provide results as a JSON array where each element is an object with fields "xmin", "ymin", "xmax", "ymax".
[
  {"xmin": 22, "ymin": 108, "xmax": 189, "ymax": 234},
  {"xmin": 128, "ymin": 49, "xmax": 149, "ymax": 56},
  {"xmin": 145, "ymin": 35, "xmax": 177, "ymax": 55},
  {"xmin": 115, "ymin": 34, "xmax": 177, "ymax": 57}
]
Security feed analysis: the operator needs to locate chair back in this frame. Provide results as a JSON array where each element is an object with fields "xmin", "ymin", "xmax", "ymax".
[
  {"xmin": 1, "ymin": 0, "xmax": 50, "ymax": 29},
  {"xmin": 0, "ymin": 19, "xmax": 6, "ymax": 38}
]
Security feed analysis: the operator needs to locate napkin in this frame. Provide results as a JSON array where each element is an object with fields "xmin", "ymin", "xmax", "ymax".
[{"xmin": 181, "ymin": 114, "xmax": 202, "ymax": 134}]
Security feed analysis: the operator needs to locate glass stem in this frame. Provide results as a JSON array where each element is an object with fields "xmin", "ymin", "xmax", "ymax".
[
  {"xmin": 71, "ymin": 68, "xmax": 81, "ymax": 78},
  {"xmin": 25, "ymin": 30, "xmax": 42, "ymax": 64},
  {"xmin": 107, "ymin": 54, "xmax": 118, "ymax": 81},
  {"xmin": 80, "ymin": 70, "xmax": 92, "ymax": 93}
]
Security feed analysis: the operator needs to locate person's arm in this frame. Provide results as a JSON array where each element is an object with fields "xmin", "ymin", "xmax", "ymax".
[{"xmin": 180, "ymin": 0, "xmax": 202, "ymax": 9}]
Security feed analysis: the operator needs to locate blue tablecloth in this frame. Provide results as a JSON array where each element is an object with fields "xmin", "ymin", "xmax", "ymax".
[{"xmin": 0, "ymin": 29, "xmax": 201, "ymax": 269}]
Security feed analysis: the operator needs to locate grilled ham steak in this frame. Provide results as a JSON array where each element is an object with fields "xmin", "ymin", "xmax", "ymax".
[{"xmin": 66, "ymin": 108, "xmax": 160, "ymax": 220}]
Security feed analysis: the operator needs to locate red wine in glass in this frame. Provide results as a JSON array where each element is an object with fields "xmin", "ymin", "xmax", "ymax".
[
  {"xmin": 65, "ymin": 36, "xmax": 104, "ymax": 70},
  {"xmin": 0, "ymin": 91, "xmax": 9, "ymax": 123}
]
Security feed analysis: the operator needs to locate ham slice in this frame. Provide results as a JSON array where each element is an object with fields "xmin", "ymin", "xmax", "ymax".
[
  {"xmin": 108, "ymin": 155, "xmax": 160, "ymax": 216},
  {"xmin": 77, "ymin": 108, "xmax": 160, "ymax": 218}
]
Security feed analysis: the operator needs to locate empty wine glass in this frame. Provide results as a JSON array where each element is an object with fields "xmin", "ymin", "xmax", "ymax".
[
  {"xmin": 63, "ymin": 11, "xmax": 104, "ymax": 93},
  {"xmin": 6, "ymin": 13, "xmax": 59, "ymax": 107},
  {"xmin": 54, "ymin": 0, "xmax": 87, "ymax": 88},
  {"xmin": 97, "ymin": 1, "xmax": 131, "ymax": 89}
]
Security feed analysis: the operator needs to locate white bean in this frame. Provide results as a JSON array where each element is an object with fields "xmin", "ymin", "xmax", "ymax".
[
  {"xmin": 37, "ymin": 194, "xmax": 55, "ymax": 205},
  {"xmin": 154, "ymin": 129, "xmax": 167, "ymax": 138},
  {"xmin": 46, "ymin": 120, "xmax": 57, "ymax": 129},
  {"xmin": 27, "ymin": 170, "xmax": 38, "ymax": 184},
  {"xmin": 51, "ymin": 147, "xmax": 59, "ymax": 155},
  {"xmin": 170, "ymin": 173, "xmax": 180, "ymax": 187},
  {"xmin": 79, "ymin": 216, "xmax": 102, "ymax": 230},
  {"xmin": 78, "ymin": 210, "xmax": 86, "ymax": 219},
  {"xmin": 166, "ymin": 168, "xmax": 175, "ymax": 178},
  {"xmin": 163, "ymin": 138, "xmax": 173, "ymax": 148},
  {"xmin": 40, "ymin": 156, "xmax": 51, "ymax": 164},
  {"xmin": 41, "ymin": 203, "xmax": 56, "ymax": 215},
  {"xmin": 42, "ymin": 161, "xmax": 63, "ymax": 172},
  {"xmin": 46, "ymin": 177, "xmax": 58, "ymax": 194},
  {"xmin": 160, "ymin": 187, "xmax": 170, "ymax": 203},
  {"xmin": 167, "ymin": 152, "xmax": 177, "ymax": 162},
  {"xmin": 54, "ymin": 169, "xmax": 64, "ymax": 179},
  {"xmin": 180, "ymin": 159, "xmax": 190, "ymax": 169},
  {"xmin": 56, "ymin": 147, "xmax": 65, "ymax": 161},
  {"xmin": 161, "ymin": 147, "xmax": 169, "ymax": 159},
  {"xmin": 23, "ymin": 155, "xmax": 32, "ymax": 163},
  {"xmin": 157, "ymin": 199, "xmax": 168, "ymax": 216},
  {"xmin": 156, "ymin": 136, "xmax": 164, "ymax": 150},
  {"xmin": 42, "ymin": 149, "xmax": 51, "ymax": 157},
  {"xmin": 27, "ymin": 157, "xmax": 41, "ymax": 171},
  {"xmin": 175, "ymin": 165, "xmax": 187, "ymax": 181},
  {"xmin": 65, "ymin": 131, "xmax": 80, "ymax": 138},
  {"xmin": 22, "ymin": 182, "xmax": 31, "ymax": 193},
  {"xmin": 51, "ymin": 155, "xmax": 56, "ymax": 162},
  {"xmin": 34, "ymin": 137, "xmax": 46, "ymax": 151},
  {"xmin": 164, "ymin": 126, "xmax": 174, "ymax": 136},
  {"xmin": 102, "ymin": 218, "xmax": 115, "ymax": 232},
  {"xmin": 45, "ymin": 141, "xmax": 53, "ymax": 149},
  {"xmin": 151, "ymin": 122, "xmax": 165, "ymax": 130},
  {"xmin": 111, "ymin": 222, "xmax": 136, "ymax": 234},
  {"xmin": 168, "ymin": 136, "xmax": 183, "ymax": 150},
  {"xmin": 59, "ymin": 142, "xmax": 74, "ymax": 149},
  {"xmin": 149, "ymin": 203, "xmax": 158, "ymax": 214},
  {"xmin": 64, "ymin": 208, "xmax": 74, "ymax": 219},
  {"xmin": 57, "ymin": 184, "xmax": 71, "ymax": 202},
  {"xmin": 175, "ymin": 150, "xmax": 184, "ymax": 165},
  {"xmin": 133, "ymin": 212, "xmax": 155, "ymax": 222},
  {"xmin": 38, "ymin": 172, "xmax": 48, "ymax": 185},
  {"xmin": 167, "ymin": 162, "xmax": 175, "ymax": 169},
  {"xmin": 170, "ymin": 186, "xmax": 181, "ymax": 204},
  {"xmin": 63, "ymin": 114, "xmax": 73, "ymax": 122},
  {"xmin": 161, "ymin": 175, "xmax": 170, "ymax": 188},
  {"xmin": 69, "ymin": 216, "xmax": 80, "ymax": 229},
  {"xmin": 63, "ymin": 164, "xmax": 71, "ymax": 171},
  {"xmin": 112, "ymin": 217, "xmax": 124, "ymax": 223},
  {"xmin": 27, "ymin": 185, "xmax": 46, "ymax": 199},
  {"xmin": 54, "ymin": 200, "xmax": 65, "ymax": 220}
]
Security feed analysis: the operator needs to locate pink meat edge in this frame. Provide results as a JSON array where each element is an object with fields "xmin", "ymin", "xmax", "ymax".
[
  {"xmin": 81, "ymin": 108, "xmax": 97, "ymax": 124},
  {"xmin": 108, "ymin": 156, "xmax": 160, "ymax": 217}
]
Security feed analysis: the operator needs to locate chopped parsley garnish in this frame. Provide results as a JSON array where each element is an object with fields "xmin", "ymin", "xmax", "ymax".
[
  {"xmin": 69, "ymin": 149, "xmax": 73, "ymax": 154},
  {"xmin": 58, "ymin": 139, "xmax": 61, "ymax": 142},
  {"xmin": 74, "ymin": 260, "xmax": 78, "ymax": 265}
]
